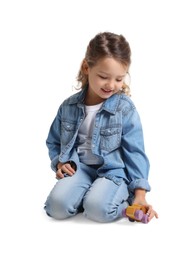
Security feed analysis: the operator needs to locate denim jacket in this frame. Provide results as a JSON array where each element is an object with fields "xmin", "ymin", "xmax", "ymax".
[{"xmin": 46, "ymin": 87, "xmax": 151, "ymax": 192}]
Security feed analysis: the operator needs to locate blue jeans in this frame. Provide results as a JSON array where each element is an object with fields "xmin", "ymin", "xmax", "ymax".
[{"xmin": 44, "ymin": 163, "xmax": 129, "ymax": 222}]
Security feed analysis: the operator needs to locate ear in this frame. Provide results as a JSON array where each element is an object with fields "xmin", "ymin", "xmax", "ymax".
[{"xmin": 82, "ymin": 59, "xmax": 89, "ymax": 75}]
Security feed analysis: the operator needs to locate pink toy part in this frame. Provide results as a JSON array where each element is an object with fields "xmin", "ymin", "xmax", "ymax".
[
  {"xmin": 122, "ymin": 209, "xmax": 126, "ymax": 217},
  {"xmin": 134, "ymin": 210, "xmax": 144, "ymax": 220},
  {"xmin": 141, "ymin": 214, "xmax": 149, "ymax": 223}
]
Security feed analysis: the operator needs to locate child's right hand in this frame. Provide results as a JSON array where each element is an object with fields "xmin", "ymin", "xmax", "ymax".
[{"xmin": 56, "ymin": 162, "xmax": 76, "ymax": 179}]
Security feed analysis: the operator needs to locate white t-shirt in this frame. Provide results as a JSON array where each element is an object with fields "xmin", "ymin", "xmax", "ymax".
[{"xmin": 77, "ymin": 102, "xmax": 103, "ymax": 165}]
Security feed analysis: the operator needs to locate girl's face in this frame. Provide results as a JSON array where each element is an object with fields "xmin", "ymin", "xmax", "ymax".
[{"xmin": 85, "ymin": 57, "xmax": 128, "ymax": 105}]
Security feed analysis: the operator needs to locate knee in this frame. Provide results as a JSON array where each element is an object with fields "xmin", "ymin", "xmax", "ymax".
[
  {"xmin": 83, "ymin": 196, "xmax": 117, "ymax": 223},
  {"xmin": 44, "ymin": 193, "xmax": 76, "ymax": 220}
]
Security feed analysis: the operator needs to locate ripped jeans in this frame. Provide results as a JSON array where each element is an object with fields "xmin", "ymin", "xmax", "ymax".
[{"xmin": 44, "ymin": 163, "xmax": 129, "ymax": 223}]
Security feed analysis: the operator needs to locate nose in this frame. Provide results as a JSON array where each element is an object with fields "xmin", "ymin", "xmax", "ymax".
[{"xmin": 105, "ymin": 79, "xmax": 115, "ymax": 90}]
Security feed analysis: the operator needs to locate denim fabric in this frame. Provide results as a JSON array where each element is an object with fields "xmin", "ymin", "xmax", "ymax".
[
  {"xmin": 46, "ymin": 87, "xmax": 151, "ymax": 193},
  {"xmin": 45, "ymin": 163, "xmax": 129, "ymax": 222}
]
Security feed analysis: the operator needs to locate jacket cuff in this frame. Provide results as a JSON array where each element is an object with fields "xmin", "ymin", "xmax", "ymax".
[
  {"xmin": 128, "ymin": 179, "xmax": 151, "ymax": 192},
  {"xmin": 51, "ymin": 155, "xmax": 59, "ymax": 172}
]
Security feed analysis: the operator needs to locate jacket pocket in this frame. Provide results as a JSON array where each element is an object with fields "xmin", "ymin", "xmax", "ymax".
[
  {"xmin": 61, "ymin": 121, "xmax": 76, "ymax": 145},
  {"xmin": 100, "ymin": 126, "xmax": 121, "ymax": 152}
]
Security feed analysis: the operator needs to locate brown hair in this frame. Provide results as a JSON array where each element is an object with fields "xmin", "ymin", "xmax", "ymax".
[{"xmin": 77, "ymin": 32, "xmax": 131, "ymax": 96}]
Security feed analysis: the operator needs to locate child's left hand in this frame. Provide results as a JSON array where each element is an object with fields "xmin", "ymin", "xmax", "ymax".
[
  {"xmin": 133, "ymin": 196, "xmax": 158, "ymax": 222},
  {"xmin": 144, "ymin": 204, "xmax": 158, "ymax": 222}
]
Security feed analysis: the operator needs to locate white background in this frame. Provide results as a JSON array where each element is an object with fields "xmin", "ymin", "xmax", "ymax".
[{"xmin": 0, "ymin": 0, "xmax": 190, "ymax": 259}]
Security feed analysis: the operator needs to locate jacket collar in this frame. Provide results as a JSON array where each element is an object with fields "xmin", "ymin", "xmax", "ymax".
[
  {"xmin": 101, "ymin": 93, "xmax": 120, "ymax": 114},
  {"xmin": 68, "ymin": 87, "xmax": 87, "ymax": 105},
  {"xmin": 68, "ymin": 86, "xmax": 121, "ymax": 115}
]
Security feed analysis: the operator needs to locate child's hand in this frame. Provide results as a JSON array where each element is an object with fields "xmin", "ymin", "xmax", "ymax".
[
  {"xmin": 133, "ymin": 192, "xmax": 158, "ymax": 222},
  {"xmin": 144, "ymin": 204, "xmax": 158, "ymax": 222},
  {"xmin": 56, "ymin": 162, "xmax": 76, "ymax": 179},
  {"xmin": 133, "ymin": 199, "xmax": 158, "ymax": 222}
]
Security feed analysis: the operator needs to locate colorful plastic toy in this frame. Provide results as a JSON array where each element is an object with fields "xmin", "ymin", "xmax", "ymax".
[{"xmin": 122, "ymin": 204, "xmax": 149, "ymax": 223}]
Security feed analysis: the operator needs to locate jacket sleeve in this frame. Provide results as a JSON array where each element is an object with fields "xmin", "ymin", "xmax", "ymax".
[
  {"xmin": 46, "ymin": 105, "xmax": 62, "ymax": 172},
  {"xmin": 121, "ymin": 106, "xmax": 151, "ymax": 192}
]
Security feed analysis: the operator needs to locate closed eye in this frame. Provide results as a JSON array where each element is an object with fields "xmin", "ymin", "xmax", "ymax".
[
  {"xmin": 98, "ymin": 75, "xmax": 108, "ymax": 79},
  {"xmin": 98, "ymin": 74, "xmax": 124, "ymax": 82},
  {"xmin": 116, "ymin": 79, "xmax": 123, "ymax": 82}
]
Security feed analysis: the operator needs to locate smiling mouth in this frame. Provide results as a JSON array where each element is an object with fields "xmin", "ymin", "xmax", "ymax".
[{"xmin": 101, "ymin": 88, "xmax": 113, "ymax": 93}]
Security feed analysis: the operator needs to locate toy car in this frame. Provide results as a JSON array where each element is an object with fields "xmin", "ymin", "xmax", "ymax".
[{"xmin": 122, "ymin": 204, "xmax": 149, "ymax": 223}]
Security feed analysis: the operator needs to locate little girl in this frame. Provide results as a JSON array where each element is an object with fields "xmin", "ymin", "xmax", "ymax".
[{"xmin": 44, "ymin": 32, "xmax": 158, "ymax": 222}]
